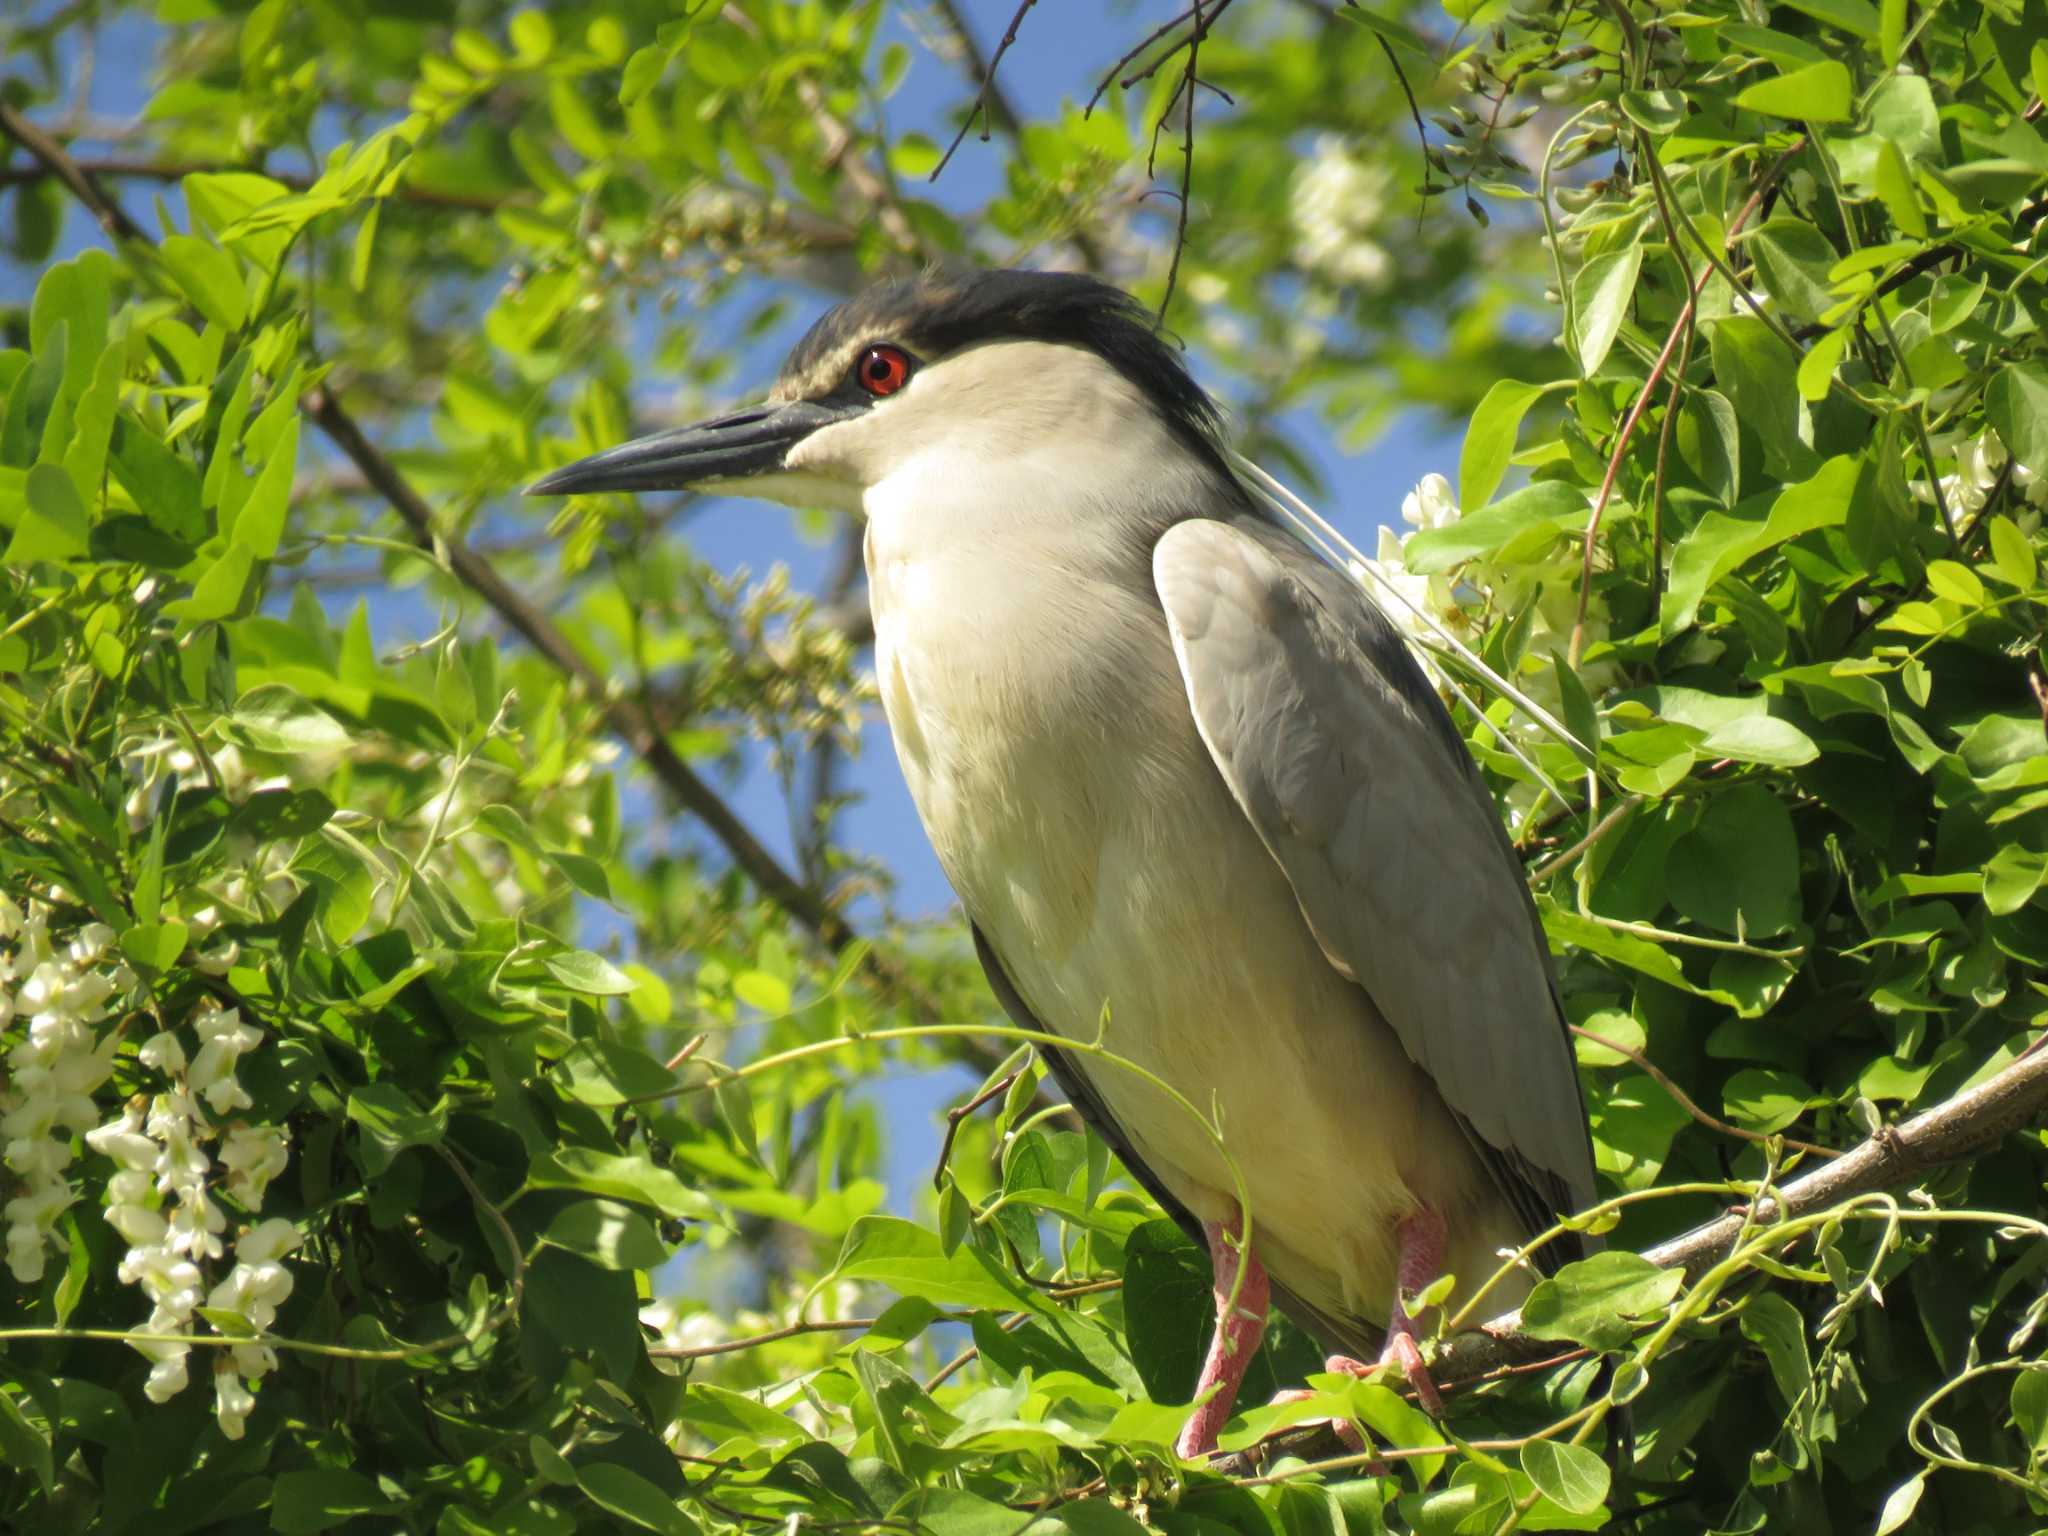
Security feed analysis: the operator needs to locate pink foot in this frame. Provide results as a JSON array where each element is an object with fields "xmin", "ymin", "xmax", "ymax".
[
  {"xmin": 1175, "ymin": 1215, "xmax": 1270, "ymax": 1460},
  {"xmin": 1380, "ymin": 1209, "xmax": 1448, "ymax": 1416}
]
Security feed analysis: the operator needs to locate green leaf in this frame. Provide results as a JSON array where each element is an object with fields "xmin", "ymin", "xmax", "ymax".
[
  {"xmin": 835, "ymin": 1215, "xmax": 1033, "ymax": 1311},
  {"xmin": 542, "ymin": 1198, "xmax": 668, "ymax": 1270},
  {"xmin": 350, "ymin": 202, "xmax": 380, "ymax": 293},
  {"xmin": 1334, "ymin": 3, "xmax": 1437, "ymax": 59},
  {"xmin": 1987, "ymin": 516, "xmax": 2037, "ymax": 588},
  {"xmin": 231, "ymin": 416, "xmax": 297, "ymax": 557},
  {"xmin": 221, "ymin": 685, "xmax": 351, "ymax": 753},
  {"xmin": 159, "ymin": 233, "xmax": 248, "ymax": 331},
  {"xmin": 346, "ymin": 1083, "xmax": 447, "ymax": 1175},
  {"xmin": 888, "ymin": 133, "xmax": 942, "ymax": 179},
  {"xmin": 1, "ymin": 321, "xmax": 65, "ymax": 469},
  {"xmin": 714, "ymin": 1071, "xmax": 759, "ymax": 1161},
  {"xmin": 541, "ymin": 948, "xmax": 634, "ymax": 994},
  {"xmin": 1738, "ymin": 1291, "xmax": 1813, "ymax": 1413},
  {"xmin": 1983, "ymin": 845, "xmax": 2047, "ymax": 917},
  {"xmin": 1722, "ymin": 1068, "xmax": 1813, "ymax": 1133},
  {"xmin": 1874, "ymin": 141, "xmax": 1927, "ymax": 238},
  {"xmin": 1663, "ymin": 455, "xmax": 1859, "ymax": 636},
  {"xmin": 1570, "ymin": 246, "xmax": 1641, "ymax": 377},
  {"xmin": 270, "ymin": 1468, "xmax": 406, "ymax": 1533},
  {"xmin": 1695, "ymin": 715, "xmax": 1818, "ymax": 767},
  {"xmin": 119, "ymin": 920, "xmax": 188, "ymax": 972},
  {"xmin": 677, "ymin": 1384, "xmax": 806, "ymax": 1446},
  {"xmin": 1403, "ymin": 481, "xmax": 1587, "ymax": 573},
  {"xmin": 1708, "ymin": 315, "xmax": 1816, "ymax": 480},
  {"xmin": 1519, "ymin": 1440, "xmax": 1610, "ymax": 1515},
  {"xmin": 1795, "ymin": 327, "xmax": 1846, "ymax": 403},
  {"xmin": 4, "ymin": 462, "xmax": 91, "ymax": 563},
  {"xmin": 1747, "ymin": 220, "xmax": 1837, "ymax": 324},
  {"xmin": 575, "ymin": 1463, "xmax": 699, "ymax": 1536},
  {"xmin": 1459, "ymin": 381, "xmax": 1548, "ymax": 519},
  {"xmin": 109, "ymin": 414, "xmax": 206, "ymax": 542},
  {"xmin": 1677, "ymin": 388, "xmax": 1740, "ymax": 508},
  {"xmin": 1735, "ymin": 61, "xmax": 1852, "ymax": 122},
  {"xmin": 0, "ymin": 1390, "xmax": 52, "ymax": 1496},
  {"xmin": 164, "ymin": 541, "xmax": 258, "ymax": 621},
  {"xmin": 2011, "ymin": 1369, "xmax": 2048, "ymax": 1452},
  {"xmin": 556, "ymin": 1038, "xmax": 682, "ymax": 1107},
  {"xmin": 1618, "ymin": 89, "xmax": 1686, "ymax": 134},
  {"xmin": 1987, "ymin": 363, "xmax": 2048, "ymax": 474},
  {"xmin": 1667, "ymin": 784, "xmax": 1801, "ymax": 936},
  {"xmin": 1776, "ymin": 0, "xmax": 1878, "ymax": 38},
  {"xmin": 1523, "ymin": 1251, "xmax": 1685, "ymax": 1352},
  {"xmin": 732, "ymin": 968, "xmax": 793, "ymax": 1015},
  {"xmin": 528, "ymin": 1148, "xmax": 720, "ymax": 1221},
  {"xmin": 1874, "ymin": 1472, "xmax": 1927, "ymax": 1535},
  {"xmin": 1924, "ymin": 559, "xmax": 1985, "ymax": 607}
]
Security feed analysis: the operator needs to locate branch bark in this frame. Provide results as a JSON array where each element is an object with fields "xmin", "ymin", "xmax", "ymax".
[{"xmin": 1433, "ymin": 1044, "xmax": 2048, "ymax": 1384}]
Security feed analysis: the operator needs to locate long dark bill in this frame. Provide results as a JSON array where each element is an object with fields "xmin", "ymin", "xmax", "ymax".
[{"xmin": 524, "ymin": 398, "xmax": 862, "ymax": 496}]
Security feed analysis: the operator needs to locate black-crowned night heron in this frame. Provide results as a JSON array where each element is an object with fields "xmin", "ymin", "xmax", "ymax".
[{"xmin": 530, "ymin": 269, "xmax": 1596, "ymax": 1457}]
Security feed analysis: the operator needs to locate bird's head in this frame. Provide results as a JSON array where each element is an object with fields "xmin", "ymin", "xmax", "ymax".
[{"xmin": 526, "ymin": 269, "xmax": 1232, "ymax": 524}]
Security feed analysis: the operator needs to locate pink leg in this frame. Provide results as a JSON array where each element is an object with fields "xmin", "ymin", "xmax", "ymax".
[
  {"xmin": 1379, "ymin": 1209, "xmax": 1447, "ymax": 1415},
  {"xmin": 1174, "ymin": 1215, "xmax": 1271, "ymax": 1460}
]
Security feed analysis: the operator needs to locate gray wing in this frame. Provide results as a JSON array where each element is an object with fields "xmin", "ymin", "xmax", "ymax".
[{"xmin": 1152, "ymin": 515, "xmax": 1597, "ymax": 1257}]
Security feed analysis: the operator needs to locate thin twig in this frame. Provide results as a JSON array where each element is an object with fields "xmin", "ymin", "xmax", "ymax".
[
  {"xmin": 647, "ymin": 1316, "xmax": 881, "ymax": 1360},
  {"xmin": 0, "ymin": 100, "xmax": 146, "ymax": 242},
  {"xmin": 1156, "ymin": 0, "xmax": 1204, "ymax": 319},
  {"xmin": 934, "ymin": 1070, "xmax": 1022, "ymax": 1190},
  {"xmin": 1525, "ymin": 795, "xmax": 1640, "ymax": 886},
  {"xmin": 1570, "ymin": 1025, "xmax": 1840, "ymax": 1161},
  {"xmin": 1567, "ymin": 136, "xmax": 1805, "ymax": 666},
  {"xmin": 928, "ymin": 0, "xmax": 1037, "ymax": 181},
  {"xmin": 0, "ymin": 151, "xmax": 505, "ymax": 211}
]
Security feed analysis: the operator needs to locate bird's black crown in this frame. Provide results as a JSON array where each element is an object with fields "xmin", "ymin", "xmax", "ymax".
[{"xmin": 782, "ymin": 268, "xmax": 1227, "ymax": 453}]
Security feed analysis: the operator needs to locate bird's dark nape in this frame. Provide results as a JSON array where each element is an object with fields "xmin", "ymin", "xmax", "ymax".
[{"xmin": 783, "ymin": 268, "xmax": 1229, "ymax": 464}]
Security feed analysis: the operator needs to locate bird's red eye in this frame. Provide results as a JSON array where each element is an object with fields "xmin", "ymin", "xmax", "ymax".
[{"xmin": 856, "ymin": 344, "xmax": 912, "ymax": 397}]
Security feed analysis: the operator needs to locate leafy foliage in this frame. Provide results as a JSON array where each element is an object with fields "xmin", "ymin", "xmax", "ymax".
[{"xmin": 2, "ymin": 1, "xmax": 2047, "ymax": 1534}]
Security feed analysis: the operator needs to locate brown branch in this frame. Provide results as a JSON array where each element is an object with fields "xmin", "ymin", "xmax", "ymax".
[
  {"xmin": 1428, "ymin": 1044, "xmax": 2048, "ymax": 1385},
  {"xmin": 933, "ymin": 1070, "xmax": 1020, "ymax": 1191},
  {"xmin": 1567, "ymin": 136, "xmax": 1805, "ymax": 667},
  {"xmin": 0, "ymin": 150, "xmax": 505, "ymax": 212},
  {"xmin": 1086, "ymin": 2, "xmax": 1237, "ymax": 116},
  {"xmin": 928, "ymin": 0, "xmax": 1037, "ymax": 181},
  {"xmin": 0, "ymin": 101, "xmax": 147, "ymax": 243},
  {"xmin": 1155, "ymin": 0, "xmax": 1205, "ymax": 320}
]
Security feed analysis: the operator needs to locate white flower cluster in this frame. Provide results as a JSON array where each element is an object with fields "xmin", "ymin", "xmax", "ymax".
[
  {"xmin": 84, "ymin": 1004, "xmax": 296, "ymax": 1439},
  {"xmin": 2, "ymin": 900, "xmax": 125, "ymax": 1284},
  {"xmin": 1290, "ymin": 135, "xmax": 1394, "ymax": 290},
  {"xmin": 1910, "ymin": 426, "xmax": 2048, "ymax": 523}
]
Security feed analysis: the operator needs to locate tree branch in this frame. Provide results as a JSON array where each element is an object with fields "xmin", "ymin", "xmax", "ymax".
[
  {"xmin": 0, "ymin": 100, "xmax": 146, "ymax": 242},
  {"xmin": 1434, "ymin": 1044, "xmax": 2048, "ymax": 1384},
  {"xmin": 0, "ymin": 149, "xmax": 505, "ymax": 212}
]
